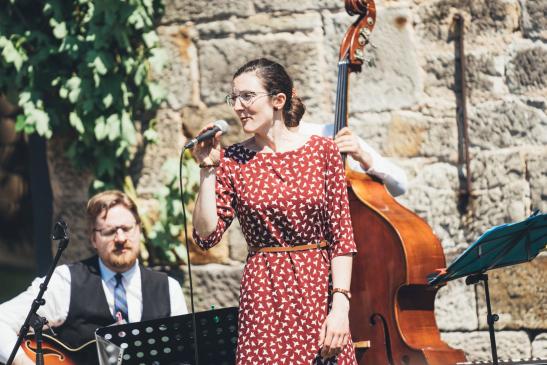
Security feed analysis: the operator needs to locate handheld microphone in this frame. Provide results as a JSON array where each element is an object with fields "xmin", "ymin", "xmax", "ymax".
[{"xmin": 184, "ymin": 120, "xmax": 229, "ymax": 149}]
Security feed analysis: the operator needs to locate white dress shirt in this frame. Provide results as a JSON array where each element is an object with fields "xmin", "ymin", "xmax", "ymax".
[
  {"xmin": 298, "ymin": 121, "xmax": 408, "ymax": 197},
  {"xmin": 0, "ymin": 259, "xmax": 187, "ymax": 363}
]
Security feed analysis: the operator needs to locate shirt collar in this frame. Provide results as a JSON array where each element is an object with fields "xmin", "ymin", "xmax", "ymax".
[{"xmin": 98, "ymin": 257, "xmax": 139, "ymax": 284}]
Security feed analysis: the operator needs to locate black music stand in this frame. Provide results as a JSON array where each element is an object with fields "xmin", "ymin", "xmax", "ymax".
[
  {"xmin": 95, "ymin": 307, "xmax": 238, "ymax": 365},
  {"xmin": 428, "ymin": 211, "xmax": 547, "ymax": 365}
]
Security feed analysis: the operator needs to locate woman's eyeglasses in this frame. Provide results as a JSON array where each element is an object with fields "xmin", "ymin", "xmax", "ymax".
[{"xmin": 225, "ymin": 91, "xmax": 273, "ymax": 107}]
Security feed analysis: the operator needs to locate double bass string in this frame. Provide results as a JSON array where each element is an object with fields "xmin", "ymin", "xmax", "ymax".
[{"xmin": 335, "ymin": 59, "xmax": 350, "ymax": 162}]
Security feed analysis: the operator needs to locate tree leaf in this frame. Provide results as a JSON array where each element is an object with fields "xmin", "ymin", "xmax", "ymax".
[
  {"xmin": 67, "ymin": 76, "xmax": 81, "ymax": 103},
  {"xmin": 102, "ymin": 93, "xmax": 113, "ymax": 108},
  {"xmin": 121, "ymin": 111, "xmax": 136, "ymax": 145},
  {"xmin": 142, "ymin": 31, "xmax": 158, "ymax": 48},
  {"xmin": 32, "ymin": 109, "xmax": 52, "ymax": 138},
  {"xmin": 106, "ymin": 114, "xmax": 121, "ymax": 141},
  {"xmin": 51, "ymin": 20, "xmax": 67, "ymax": 39},
  {"xmin": 149, "ymin": 47, "xmax": 168, "ymax": 74},
  {"xmin": 1, "ymin": 37, "xmax": 26, "ymax": 71},
  {"xmin": 94, "ymin": 116, "xmax": 107, "ymax": 141},
  {"xmin": 69, "ymin": 112, "xmax": 85, "ymax": 133},
  {"xmin": 143, "ymin": 126, "xmax": 158, "ymax": 143},
  {"xmin": 91, "ymin": 54, "xmax": 108, "ymax": 75}
]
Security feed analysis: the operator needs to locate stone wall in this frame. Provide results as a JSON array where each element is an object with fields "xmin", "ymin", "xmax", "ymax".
[
  {"xmin": 143, "ymin": 0, "xmax": 547, "ymax": 361},
  {"xmin": 147, "ymin": 0, "xmax": 547, "ymax": 361},
  {"xmin": 31, "ymin": 0, "xmax": 545, "ymax": 362}
]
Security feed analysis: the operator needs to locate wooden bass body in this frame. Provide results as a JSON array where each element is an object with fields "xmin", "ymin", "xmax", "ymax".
[{"xmin": 347, "ymin": 170, "xmax": 466, "ymax": 365}]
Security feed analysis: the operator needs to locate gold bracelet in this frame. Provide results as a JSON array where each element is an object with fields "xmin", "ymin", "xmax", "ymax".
[
  {"xmin": 199, "ymin": 161, "xmax": 220, "ymax": 168},
  {"xmin": 332, "ymin": 287, "xmax": 351, "ymax": 301}
]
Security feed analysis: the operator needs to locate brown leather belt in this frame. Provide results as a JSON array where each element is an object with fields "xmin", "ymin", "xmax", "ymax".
[{"xmin": 249, "ymin": 240, "xmax": 328, "ymax": 253}]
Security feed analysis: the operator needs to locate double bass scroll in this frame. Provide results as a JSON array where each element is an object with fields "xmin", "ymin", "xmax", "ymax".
[{"xmin": 335, "ymin": 1, "xmax": 467, "ymax": 364}]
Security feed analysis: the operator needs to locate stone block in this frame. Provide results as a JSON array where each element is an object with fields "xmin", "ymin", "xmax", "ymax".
[
  {"xmin": 532, "ymin": 333, "xmax": 547, "ymax": 358},
  {"xmin": 521, "ymin": 96, "xmax": 546, "ymax": 112},
  {"xmin": 468, "ymin": 99, "xmax": 547, "ymax": 150},
  {"xmin": 0, "ymin": 117, "xmax": 18, "ymax": 145},
  {"xmin": 162, "ymin": 0, "xmax": 254, "ymax": 24},
  {"xmin": 465, "ymin": 149, "xmax": 533, "ymax": 244},
  {"xmin": 46, "ymin": 137, "xmax": 94, "ymax": 263},
  {"xmin": 521, "ymin": 0, "xmax": 547, "ymax": 40},
  {"xmin": 157, "ymin": 24, "xmax": 199, "ymax": 110},
  {"xmin": 198, "ymin": 33, "xmax": 328, "ymax": 121},
  {"xmin": 416, "ymin": 0, "xmax": 520, "ymax": 42},
  {"xmin": 402, "ymin": 161, "xmax": 466, "ymax": 253},
  {"xmin": 423, "ymin": 50, "xmax": 507, "ymax": 101},
  {"xmin": 54, "ymin": 200, "xmax": 96, "ymax": 264},
  {"xmin": 526, "ymin": 147, "xmax": 547, "ymax": 213},
  {"xmin": 344, "ymin": 112, "xmax": 392, "ymax": 155},
  {"xmin": 470, "ymin": 148, "xmax": 527, "ymax": 191},
  {"xmin": 323, "ymin": 5, "xmax": 422, "ymax": 112},
  {"xmin": 506, "ymin": 40, "xmax": 547, "ymax": 95},
  {"xmin": 383, "ymin": 111, "xmax": 458, "ymax": 161},
  {"xmin": 435, "ymin": 279, "xmax": 479, "ymax": 331},
  {"xmin": 476, "ymin": 255, "xmax": 547, "ymax": 330},
  {"xmin": 196, "ymin": 13, "xmax": 322, "ymax": 38},
  {"xmin": 179, "ymin": 104, "xmax": 247, "ymax": 147},
  {"xmin": 253, "ymin": 0, "xmax": 340, "ymax": 13},
  {"xmin": 383, "ymin": 111, "xmax": 429, "ymax": 158},
  {"xmin": 137, "ymin": 108, "xmax": 185, "ymax": 197},
  {"xmin": 0, "ymin": 94, "xmax": 19, "ymax": 117},
  {"xmin": 181, "ymin": 263, "xmax": 244, "ymax": 311},
  {"xmin": 441, "ymin": 331, "xmax": 531, "ymax": 361},
  {"xmin": 466, "ymin": 179, "xmax": 531, "ymax": 244}
]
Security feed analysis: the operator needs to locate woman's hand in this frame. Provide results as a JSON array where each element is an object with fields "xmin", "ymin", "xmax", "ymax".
[
  {"xmin": 334, "ymin": 127, "xmax": 373, "ymax": 170},
  {"xmin": 191, "ymin": 123, "xmax": 223, "ymax": 165},
  {"xmin": 318, "ymin": 304, "xmax": 351, "ymax": 359}
]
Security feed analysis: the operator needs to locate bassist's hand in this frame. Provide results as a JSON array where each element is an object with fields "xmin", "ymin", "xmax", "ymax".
[{"xmin": 334, "ymin": 127, "xmax": 373, "ymax": 170}]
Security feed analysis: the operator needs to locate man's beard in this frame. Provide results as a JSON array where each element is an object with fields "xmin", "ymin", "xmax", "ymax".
[{"xmin": 108, "ymin": 249, "xmax": 138, "ymax": 269}]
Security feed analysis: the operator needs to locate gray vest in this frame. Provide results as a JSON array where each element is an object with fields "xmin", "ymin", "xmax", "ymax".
[{"xmin": 55, "ymin": 256, "xmax": 171, "ymax": 351}]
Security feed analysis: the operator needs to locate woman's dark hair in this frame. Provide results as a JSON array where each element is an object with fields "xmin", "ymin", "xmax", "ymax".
[{"xmin": 233, "ymin": 58, "xmax": 306, "ymax": 127}]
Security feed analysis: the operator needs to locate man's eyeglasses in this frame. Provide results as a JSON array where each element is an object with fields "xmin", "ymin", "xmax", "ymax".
[
  {"xmin": 225, "ymin": 91, "xmax": 273, "ymax": 107},
  {"xmin": 94, "ymin": 223, "xmax": 138, "ymax": 240}
]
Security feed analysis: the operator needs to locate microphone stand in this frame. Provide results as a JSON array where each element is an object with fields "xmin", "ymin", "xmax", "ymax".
[
  {"xmin": 180, "ymin": 146, "xmax": 200, "ymax": 365},
  {"xmin": 6, "ymin": 219, "xmax": 70, "ymax": 365}
]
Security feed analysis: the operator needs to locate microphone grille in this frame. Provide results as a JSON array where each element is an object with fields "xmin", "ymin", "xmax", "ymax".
[{"xmin": 214, "ymin": 119, "xmax": 229, "ymax": 133}]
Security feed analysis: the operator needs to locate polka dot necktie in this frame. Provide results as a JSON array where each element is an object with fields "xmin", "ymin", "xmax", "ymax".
[{"xmin": 114, "ymin": 273, "xmax": 128, "ymax": 322}]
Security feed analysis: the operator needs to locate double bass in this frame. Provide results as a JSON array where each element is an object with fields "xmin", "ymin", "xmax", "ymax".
[{"xmin": 335, "ymin": 1, "xmax": 467, "ymax": 364}]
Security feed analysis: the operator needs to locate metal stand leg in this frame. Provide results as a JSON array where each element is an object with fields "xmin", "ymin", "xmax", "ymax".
[
  {"xmin": 31, "ymin": 314, "xmax": 47, "ymax": 365},
  {"xmin": 466, "ymin": 273, "xmax": 499, "ymax": 365}
]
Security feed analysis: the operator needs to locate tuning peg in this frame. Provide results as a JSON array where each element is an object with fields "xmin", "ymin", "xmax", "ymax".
[
  {"xmin": 355, "ymin": 49, "xmax": 364, "ymax": 62},
  {"xmin": 359, "ymin": 28, "xmax": 371, "ymax": 41},
  {"xmin": 364, "ymin": 56, "xmax": 376, "ymax": 67}
]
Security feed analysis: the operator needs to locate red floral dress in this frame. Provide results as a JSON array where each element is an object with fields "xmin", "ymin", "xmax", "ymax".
[{"xmin": 193, "ymin": 135, "xmax": 357, "ymax": 365}]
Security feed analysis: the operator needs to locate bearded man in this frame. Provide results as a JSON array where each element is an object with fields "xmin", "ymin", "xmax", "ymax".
[{"xmin": 0, "ymin": 190, "xmax": 187, "ymax": 364}]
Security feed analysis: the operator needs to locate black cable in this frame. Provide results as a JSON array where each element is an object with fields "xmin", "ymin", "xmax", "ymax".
[{"xmin": 179, "ymin": 148, "xmax": 199, "ymax": 365}]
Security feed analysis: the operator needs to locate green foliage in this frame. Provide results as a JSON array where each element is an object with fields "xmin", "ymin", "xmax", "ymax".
[
  {"xmin": 0, "ymin": 0, "xmax": 199, "ymax": 266},
  {"xmin": 144, "ymin": 150, "xmax": 200, "ymax": 265},
  {"xmin": 0, "ymin": 0, "xmax": 166, "ymax": 186}
]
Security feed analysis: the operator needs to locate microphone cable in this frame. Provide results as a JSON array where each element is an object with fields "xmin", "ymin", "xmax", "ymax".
[{"xmin": 179, "ymin": 147, "xmax": 199, "ymax": 365}]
